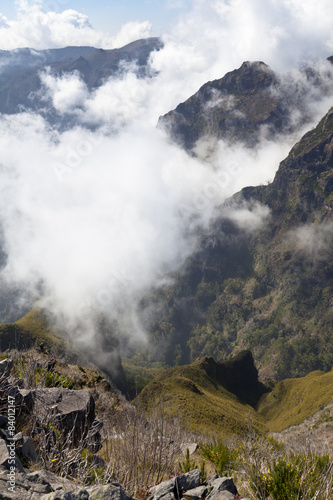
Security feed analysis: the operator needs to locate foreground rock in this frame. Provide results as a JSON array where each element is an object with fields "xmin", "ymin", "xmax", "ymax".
[
  {"xmin": 0, "ymin": 460, "xmax": 249, "ymax": 500},
  {"xmin": 148, "ymin": 471, "xmax": 246, "ymax": 500},
  {"xmin": 0, "ymin": 468, "xmax": 133, "ymax": 500},
  {"xmin": 33, "ymin": 388, "xmax": 95, "ymax": 446}
]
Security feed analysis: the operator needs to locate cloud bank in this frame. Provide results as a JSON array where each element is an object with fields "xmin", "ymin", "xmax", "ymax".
[
  {"xmin": 0, "ymin": 0, "xmax": 333, "ymax": 358},
  {"xmin": 0, "ymin": 0, "xmax": 151, "ymax": 50}
]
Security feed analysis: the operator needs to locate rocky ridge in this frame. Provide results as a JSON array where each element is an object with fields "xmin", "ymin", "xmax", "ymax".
[
  {"xmin": 158, "ymin": 59, "xmax": 333, "ymax": 151},
  {"xmin": 141, "ymin": 101, "xmax": 333, "ymax": 381}
]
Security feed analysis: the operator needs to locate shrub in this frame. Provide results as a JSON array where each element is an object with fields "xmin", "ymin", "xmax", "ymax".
[
  {"xmin": 200, "ymin": 438, "xmax": 238, "ymax": 476},
  {"xmin": 243, "ymin": 430, "xmax": 333, "ymax": 500}
]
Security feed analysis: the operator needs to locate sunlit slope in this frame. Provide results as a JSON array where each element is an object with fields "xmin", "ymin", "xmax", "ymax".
[
  {"xmin": 136, "ymin": 351, "xmax": 268, "ymax": 437},
  {"xmin": 0, "ymin": 309, "xmax": 89, "ymax": 363},
  {"xmin": 136, "ymin": 353, "xmax": 333, "ymax": 437},
  {"xmin": 258, "ymin": 369, "xmax": 333, "ymax": 432}
]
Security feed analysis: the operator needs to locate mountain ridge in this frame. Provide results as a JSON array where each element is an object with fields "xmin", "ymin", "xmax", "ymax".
[
  {"xmin": 0, "ymin": 37, "xmax": 162, "ymax": 116},
  {"xmin": 138, "ymin": 95, "xmax": 333, "ymax": 382}
]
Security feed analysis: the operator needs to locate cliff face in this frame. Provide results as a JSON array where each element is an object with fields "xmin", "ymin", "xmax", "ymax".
[
  {"xmin": 141, "ymin": 105, "xmax": 333, "ymax": 381},
  {"xmin": 158, "ymin": 60, "xmax": 331, "ymax": 151}
]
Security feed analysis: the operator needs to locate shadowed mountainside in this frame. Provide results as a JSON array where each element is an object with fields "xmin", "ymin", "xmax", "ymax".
[
  {"xmin": 158, "ymin": 60, "xmax": 333, "ymax": 150},
  {"xmin": 139, "ymin": 105, "xmax": 333, "ymax": 382},
  {"xmin": 0, "ymin": 37, "xmax": 162, "ymax": 116}
]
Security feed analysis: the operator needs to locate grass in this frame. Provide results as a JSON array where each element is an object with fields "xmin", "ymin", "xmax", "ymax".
[
  {"xmin": 0, "ymin": 309, "xmax": 94, "ymax": 366},
  {"xmin": 257, "ymin": 370, "xmax": 333, "ymax": 432},
  {"xmin": 136, "ymin": 354, "xmax": 333, "ymax": 440},
  {"xmin": 121, "ymin": 357, "xmax": 164, "ymax": 399},
  {"xmin": 136, "ymin": 357, "xmax": 267, "ymax": 437}
]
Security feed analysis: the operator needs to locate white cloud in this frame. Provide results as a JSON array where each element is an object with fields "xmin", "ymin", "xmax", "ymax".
[
  {"xmin": 40, "ymin": 69, "xmax": 89, "ymax": 113},
  {"xmin": 0, "ymin": 0, "xmax": 333, "ymax": 354},
  {"xmin": 0, "ymin": 0, "xmax": 151, "ymax": 49}
]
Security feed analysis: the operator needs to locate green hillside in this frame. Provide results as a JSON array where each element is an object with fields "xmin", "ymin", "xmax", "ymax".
[
  {"xmin": 0, "ymin": 309, "xmax": 80, "ymax": 360},
  {"xmin": 138, "ymin": 105, "xmax": 333, "ymax": 382},
  {"xmin": 136, "ymin": 353, "xmax": 333, "ymax": 438},
  {"xmin": 258, "ymin": 369, "xmax": 333, "ymax": 432},
  {"xmin": 136, "ymin": 351, "xmax": 267, "ymax": 437}
]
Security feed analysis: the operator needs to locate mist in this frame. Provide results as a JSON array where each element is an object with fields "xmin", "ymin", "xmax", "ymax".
[{"xmin": 1, "ymin": 0, "xmax": 333, "ymax": 360}]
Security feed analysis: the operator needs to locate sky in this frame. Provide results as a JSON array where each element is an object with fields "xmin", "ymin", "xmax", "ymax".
[
  {"xmin": 0, "ymin": 0, "xmax": 333, "ymax": 361},
  {"xmin": 0, "ymin": 0, "xmax": 190, "ymax": 43}
]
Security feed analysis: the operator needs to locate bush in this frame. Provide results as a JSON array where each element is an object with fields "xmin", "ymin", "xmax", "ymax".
[
  {"xmin": 200, "ymin": 438, "xmax": 239, "ymax": 476},
  {"xmin": 243, "ymin": 431, "xmax": 333, "ymax": 500}
]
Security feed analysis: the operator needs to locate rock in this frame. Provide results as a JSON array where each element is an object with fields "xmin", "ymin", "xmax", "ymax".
[
  {"xmin": 85, "ymin": 417, "xmax": 103, "ymax": 453},
  {"xmin": 46, "ymin": 359, "xmax": 57, "ymax": 372},
  {"xmin": 181, "ymin": 443, "xmax": 198, "ymax": 456},
  {"xmin": 149, "ymin": 477, "xmax": 177, "ymax": 500},
  {"xmin": 0, "ymin": 468, "xmax": 79, "ymax": 500},
  {"xmin": 0, "ymin": 417, "xmax": 8, "ymax": 430},
  {"xmin": 149, "ymin": 470, "xmax": 201, "ymax": 500},
  {"xmin": 182, "ymin": 485, "xmax": 208, "ymax": 500},
  {"xmin": 27, "ymin": 469, "xmax": 73, "ymax": 492},
  {"xmin": 0, "ymin": 438, "xmax": 25, "ymax": 473},
  {"xmin": 0, "ymin": 358, "xmax": 13, "ymax": 377},
  {"xmin": 18, "ymin": 436, "xmax": 39, "ymax": 464},
  {"xmin": 33, "ymin": 388, "xmax": 95, "ymax": 446},
  {"xmin": 41, "ymin": 490, "xmax": 90, "ymax": 499},
  {"xmin": 39, "ymin": 482, "xmax": 134, "ymax": 500},
  {"xmin": 206, "ymin": 493, "xmax": 234, "ymax": 500},
  {"xmin": 0, "ymin": 429, "xmax": 10, "ymax": 442},
  {"xmin": 177, "ymin": 470, "xmax": 201, "ymax": 492},
  {"xmin": 17, "ymin": 388, "xmax": 36, "ymax": 412},
  {"xmin": 207, "ymin": 477, "xmax": 238, "ymax": 497},
  {"xmin": 87, "ymin": 483, "xmax": 133, "ymax": 500},
  {"xmin": 154, "ymin": 493, "xmax": 176, "ymax": 500},
  {"xmin": 12, "ymin": 433, "xmax": 23, "ymax": 443}
]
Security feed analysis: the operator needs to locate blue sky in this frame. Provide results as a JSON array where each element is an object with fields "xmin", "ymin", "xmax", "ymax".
[{"xmin": 0, "ymin": 0, "xmax": 190, "ymax": 36}]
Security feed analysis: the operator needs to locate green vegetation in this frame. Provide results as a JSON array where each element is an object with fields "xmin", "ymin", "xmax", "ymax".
[
  {"xmin": 257, "ymin": 370, "xmax": 333, "ymax": 432},
  {"xmin": 136, "ymin": 353, "xmax": 267, "ymax": 437},
  {"xmin": 136, "ymin": 353, "xmax": 333, "ymax": 439},
  {"xmin": 200, "ymin": 438, "xmax": 238, "ymax": 476},
  {"xmin": 246, "ymin": 446, "xmax": 332, "ymax": 500},
  {"xmin": 135, "ymin": 104, "xmax": 333, "ymax": 384},
  {"xmin": 0, "ymin": 309, "xmax": 88, "ymax": 364},
  {"xmin": 121, "ymin": 357, "xmax": 164, "ymax": 399}
]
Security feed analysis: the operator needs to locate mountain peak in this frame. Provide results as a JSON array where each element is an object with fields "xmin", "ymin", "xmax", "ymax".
[
  {"xmin": 221, "ymin": 60, "xmax": 277, "ymax": 92},
  {"xmin": 158, "ymin": 60, "xmax": 282, "ymax": 150}
]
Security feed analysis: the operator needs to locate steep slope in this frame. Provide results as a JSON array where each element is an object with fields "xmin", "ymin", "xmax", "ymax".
[
  {"xmin": 159, "ymin": 61, "xmax": 281, "ymax": 149},
  {"xmin": 136, "ymin": 352, "xmax": 333, "ymax": 438},
  {"xmin": 0, "ymin": 309, "xmax": 128, "ymax": 393},
  {"xmin": 258, "ymin": 369, "xmax": 333, "ymax": 432},
  {"xmin": 136, "ymin": 351, "xmax": 268, "ymax": 436},
  {"xmin": 139, "ymin": 106, "xmax": 333, "ymax": 381},
  {"xmin": 158, "ymin": 60, "xmax": 332, "ymax": 150}
]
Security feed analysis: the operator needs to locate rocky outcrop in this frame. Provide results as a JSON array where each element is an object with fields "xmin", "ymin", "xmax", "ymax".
[
  {"xmin": 0, "ymin": 468, "xmax": 133, "ymax": 500},
  {"xmin": 33, "ymin": 388, "xmax": 95, "ymax": 446},
  {"xmin": 148, "ymin": 472, "xmax": 248, "ymax": 500}
]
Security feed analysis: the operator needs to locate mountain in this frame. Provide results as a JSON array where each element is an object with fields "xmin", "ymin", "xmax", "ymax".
[
  {"xmin": 138, "ymin": 91, "xmax": 333, "ymax": 383},
  {"xmin": 0, "ymin": 309, "xmax": 128, "ymax": 393},
  {"xmin": 0, "ymin": 37, "xmax": 162, "ymax": 117},
  {"xmin": 158, "ymin": 60, "xmax": 332, "ymax": 151},
  {"xmin": 136, "ymin": 351, "xmax": 268, "ymax": 436},
  {"xmin": 1, "ymin": 44, "xmax": 332, "ymax": 387},
  {"xmin": 136, "ymin": 351, "xmax": 333, "ymax": 437}
]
